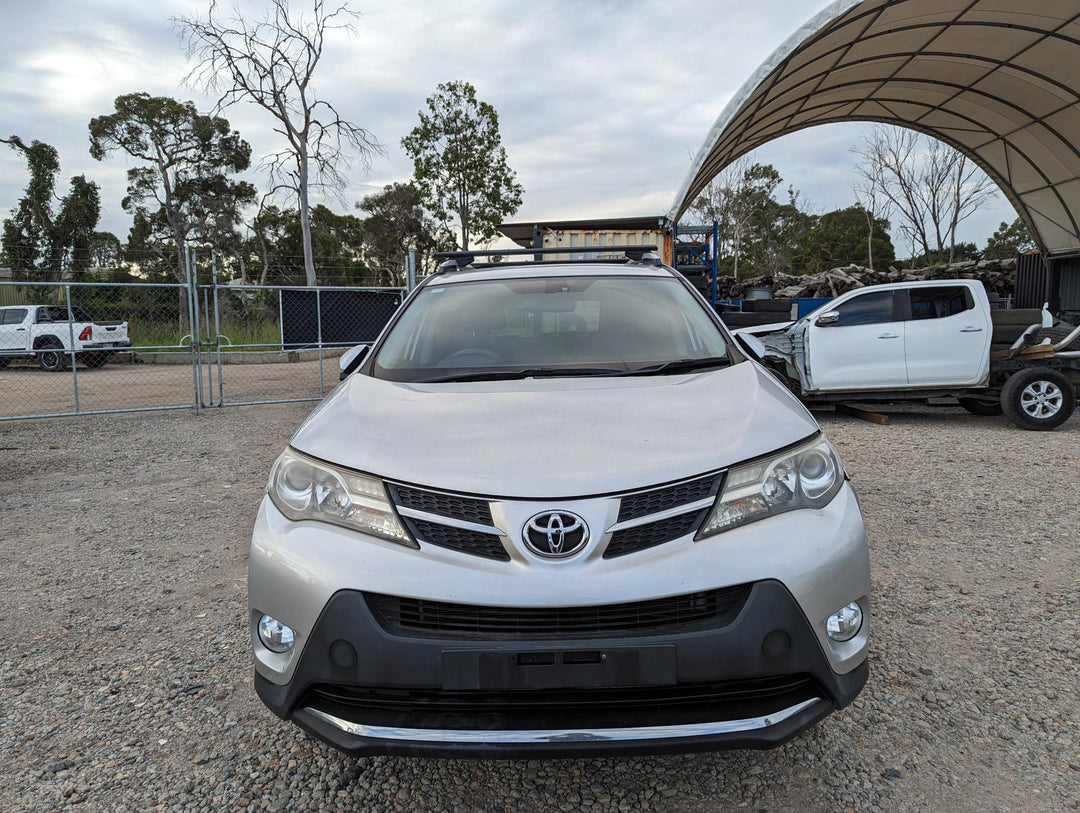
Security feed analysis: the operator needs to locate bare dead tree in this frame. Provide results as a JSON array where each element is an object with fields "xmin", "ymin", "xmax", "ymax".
[
  {"xmin": 853, "ymin": 125, "xmax": 996, "ymax": 266},
  {"xmin": 688, "ymin": 154, "xmax": 752, "ymax": 257},
  {"xmin": 175, "ymin": 0, "xmax": 383, "ymax": 286},
  {"xmin": 852, "ymin": 176, "xmax": 892, "ymax": 270}
]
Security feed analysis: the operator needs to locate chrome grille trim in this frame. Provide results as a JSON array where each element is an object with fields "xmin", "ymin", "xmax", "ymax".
[
  {"xmin": 605, "ymin": 497, "xmax": 716, "ymax": 533},
  {"xmin": 395, "ymin": 505, "xmax": 503, "ymax": 535}
]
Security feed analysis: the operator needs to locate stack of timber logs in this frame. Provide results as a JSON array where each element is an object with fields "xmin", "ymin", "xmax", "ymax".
[{"xmin": 709, "ymin": 258, "xmax": 1017, "ymax": 301}]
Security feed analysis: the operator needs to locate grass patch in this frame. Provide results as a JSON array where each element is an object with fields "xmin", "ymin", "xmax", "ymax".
[{"xmin": 128, "ymin": 318, "xmax": 283, "ymax": 350}]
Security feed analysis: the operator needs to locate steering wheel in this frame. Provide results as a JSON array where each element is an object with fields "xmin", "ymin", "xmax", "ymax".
[{"xmin": 438, "ymin": 347, "xmax": 504, "ymax": 365}]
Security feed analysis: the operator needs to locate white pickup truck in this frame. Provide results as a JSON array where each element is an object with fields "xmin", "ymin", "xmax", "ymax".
[
  {"xmin": 732, "ymin": 279, "xmax": 1080, "ymax": 430},
  {"xmin": 0, "ymin": 305, "xmax": 131, "ymax": 372}
]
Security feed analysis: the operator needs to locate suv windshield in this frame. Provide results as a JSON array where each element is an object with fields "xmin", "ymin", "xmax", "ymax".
[{"xmin": 373, "ymin": 274, "xmax": 730, "ymax": 383}]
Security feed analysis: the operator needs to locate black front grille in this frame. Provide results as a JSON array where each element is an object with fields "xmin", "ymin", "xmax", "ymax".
[
  {"xmin": 365, "ymin": 585, "xmax": 749, "ymax": 639},
  {"xmin": 604, "ymin": 511, "xmax": 704, "ymax": 558},
  {"xmin": 390, "ymin": 484, "xmax": 493, "ymax": 526},
  {"xmin": 303, "ymin": 673, "xmax": 820, "ymax": 731},
  {"xmin": 408, "ymin": 518, "xmax": 509, "ymax": 561},
  {"xmin": 617, "ymin": 473, "xmax": 721, "ymax": 522}
]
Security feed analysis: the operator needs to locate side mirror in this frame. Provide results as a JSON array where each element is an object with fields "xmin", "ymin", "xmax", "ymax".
[
  {"xmin": 815, "ymin": 311, "xmax": 840, "ymax": 327},
  {"xmin": 338, "ymin": 344, "xmax": 369, "ymax": 380},
  {"xmin": 736, "ymin": 333, "xmax": 767, "ymax": 361}
]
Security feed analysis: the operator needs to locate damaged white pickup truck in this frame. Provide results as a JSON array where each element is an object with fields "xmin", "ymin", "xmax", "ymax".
[{"xmin": 733, "ymin": 279, "xmax": 1080, "ymax": 430}]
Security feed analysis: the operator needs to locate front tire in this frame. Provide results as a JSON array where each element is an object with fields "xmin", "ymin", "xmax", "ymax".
[{"xmin": 1000, "ymin": 368, "xmax": 1076, "ymax": 430}]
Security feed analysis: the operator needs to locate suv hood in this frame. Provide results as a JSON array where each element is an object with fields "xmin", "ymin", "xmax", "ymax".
[{"xmin": 290, "ymin": 361, "xmax": 818, "ymax": 498}]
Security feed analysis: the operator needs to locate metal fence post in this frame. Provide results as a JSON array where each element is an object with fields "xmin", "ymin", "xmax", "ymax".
[
  {"xmin": 64, "ymin": 285, "xmax": 81, "ymax": 414},
  {"xmin": 407, "ymin": 249, "xmax": 417, "ymax": 292},
  {"xmin": 213, "ymin": 251, "xmax": 224, "ymax": 407},
  {"xmin": 191, "ymin": 250, "xmax": 205, "ymax": 408},
  {"xmin": 186, "ymin": 247, "xmax": 201, "ymax": 412},
  {"xmin": 316, "ymin": 287, "xmax": 325, "ymax": 395}
]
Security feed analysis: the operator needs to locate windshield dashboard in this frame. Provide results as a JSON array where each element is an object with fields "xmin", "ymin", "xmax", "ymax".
[{"xmin": 372, "ymin": 274, "xmax": 733, "ymax": 383}]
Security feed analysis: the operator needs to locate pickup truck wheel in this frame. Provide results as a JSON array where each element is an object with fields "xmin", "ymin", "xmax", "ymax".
[
  {"xmin": 81, "ymin": 352, "xmax": 109, "ymax": 369},
  {"xmin": 38, "ymin": 347, "xmax": 69, "ymax": 372},
  {"xmin": 0, "ymin": 358, "xmax": 10, "ymax": 369},
  {"xmin": 1000, "ymin": 368, "xmax": 1076, "ymax": 430},
  {"xmin": 958, "ymin": 397, "xmax": 1002, "ymax": 416}
]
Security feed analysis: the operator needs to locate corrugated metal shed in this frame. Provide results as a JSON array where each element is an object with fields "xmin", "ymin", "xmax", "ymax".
[{"xmin": 1015, "ymin": 251, "xmax": 1080, "ymax": 313}]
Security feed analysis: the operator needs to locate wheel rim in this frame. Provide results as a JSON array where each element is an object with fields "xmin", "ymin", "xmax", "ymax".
[{"xmin": 1019, "ymin": 380, "xmax": 1063, "ymax": 419}]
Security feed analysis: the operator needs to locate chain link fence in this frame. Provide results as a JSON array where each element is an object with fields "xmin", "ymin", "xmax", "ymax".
[{"xmin": 0, "ymin": 279, "xmax": 404, "ymax": 421}]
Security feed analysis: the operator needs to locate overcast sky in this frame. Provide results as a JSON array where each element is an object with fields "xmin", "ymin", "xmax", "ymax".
[{"xmin": 0, "ymin": 0, "xmax": 1014, "ymax": 254}]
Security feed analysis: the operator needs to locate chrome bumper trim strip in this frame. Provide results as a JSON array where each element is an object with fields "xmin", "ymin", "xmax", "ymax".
[{"xmin": 303, "ymin": 697, "xmax": 821, "ymax": 743}]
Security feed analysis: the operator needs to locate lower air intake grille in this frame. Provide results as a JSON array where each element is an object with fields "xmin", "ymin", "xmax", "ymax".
[{"xmin": 366, "ymin": 585, "xmax": 749, "ymax": 639}]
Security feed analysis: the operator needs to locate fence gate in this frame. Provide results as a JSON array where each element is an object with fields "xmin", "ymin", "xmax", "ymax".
[{"xmin": 0, "ymin": 276, "xmax": 404, "ymax": 422}]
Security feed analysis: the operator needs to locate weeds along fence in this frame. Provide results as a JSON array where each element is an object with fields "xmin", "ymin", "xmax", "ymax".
[{"xmin": 0, "ymin": 278, "xmax": 404, "ymax": 421}]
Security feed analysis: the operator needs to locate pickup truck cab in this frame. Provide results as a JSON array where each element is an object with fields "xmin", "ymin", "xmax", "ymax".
[
  {"xmin": 735, "ymin": 279, "xmax": 1080, "ymax": 430},
  {"xmin": 0, "ymin": 305, "xmax": 131, "ymax": 371}
]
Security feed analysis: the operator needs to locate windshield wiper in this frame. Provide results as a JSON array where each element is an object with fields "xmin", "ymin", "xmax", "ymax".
[
  {"xmin": 611, "ymin": 356, "xmax": 731, "ymax": 377},
  {"xmin": 420, "ymin": 367, "xmax": 625, "ymax": 383}
]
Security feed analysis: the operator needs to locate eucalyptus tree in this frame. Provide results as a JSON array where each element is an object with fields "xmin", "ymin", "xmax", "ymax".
[
  {"xmin": 402, "ymin": 80, "xmax": 523, "ymax": 251},
  {"xmin": 1, "ymin": 136, "xmax": 101, "ymax": 280},
  {"xmin": 175, "ymin": 0, "xmax": 383, "ymax": 286},
  {"xmin": 853, "ymin": 125, "xmax": 997, "ymax": 266},
  {"xmin": 89, "ymin": 93, "xmax": 255, "ymax": 282}
]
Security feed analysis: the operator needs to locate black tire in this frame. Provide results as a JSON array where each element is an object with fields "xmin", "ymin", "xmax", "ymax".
[
  {"xmin": 37, "ymin": 345, "xmax": 69, "ymax": 372},
  {"xmin": 0, "ymin": 357, "xmax": 10, "ymax": 369},
  {"xmin": 958, "ymin": 397, "xmax": 1003, "ymax": 416},
  {"xmin": 1000, "ymin": 368, "xmax": 1076, "ymax": 430},
  {"xmin": 81, "ymin": 352, "xmax": 109, "ymax": 369}
]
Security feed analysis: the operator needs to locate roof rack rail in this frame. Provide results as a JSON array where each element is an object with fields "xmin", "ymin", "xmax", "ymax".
[{"xmin": 434, "ymin": 245, "xmax": 661, "ymax": 273}]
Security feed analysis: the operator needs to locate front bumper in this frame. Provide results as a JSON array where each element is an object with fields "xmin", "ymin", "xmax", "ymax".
[{"xmin": 254, "ymin": 580, "xmax": 868, "ymax": 758}]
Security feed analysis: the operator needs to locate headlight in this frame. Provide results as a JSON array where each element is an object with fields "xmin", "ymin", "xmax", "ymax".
[
  {"xmin": 267, "ymin": 447, "xmax": 416, "ymax": 547},
  {"xmin": 697, "ymin": 436, "xmax": 844, "ymax": 538}
]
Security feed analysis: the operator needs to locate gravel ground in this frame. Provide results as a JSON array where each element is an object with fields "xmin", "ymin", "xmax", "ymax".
[{"xmin": 1, "ymin": 402, "xmax": 1078, "ymax": 812}]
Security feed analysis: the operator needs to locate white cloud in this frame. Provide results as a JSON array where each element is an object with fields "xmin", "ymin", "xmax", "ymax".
[{"xmin": 0, "ymin": 0, "xmax": 1014, "ymax": 254}]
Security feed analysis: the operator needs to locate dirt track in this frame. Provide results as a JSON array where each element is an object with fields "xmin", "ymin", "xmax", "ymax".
[{"xmin": 1, "ymin": 402, "xmax": 1077, "ymax": 811}]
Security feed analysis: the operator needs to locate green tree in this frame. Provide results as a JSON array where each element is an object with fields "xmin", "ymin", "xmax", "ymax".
[
  {"xmin": 1, "ymin": 136, "xmax": 101, "ymax": 281},
  {"xmin": 792, "ymin": 206, "xmax": 895, "ymax": 274},
  {"xmin": 176, "ymin": 1, "xmax": 383, "ymax": 287},
  {"xmin": 254, "ymin": 205, "xmax": 368, "ymax": 285},
  {"xmin": 89, "ymin": 93, "xmax": 255, "ymax": 283},
  {"xmin": 356, "ymin": 182, "xmax": 454, "ymax": 284},
  {"xmin": 402, "ymin": 80, "xmax": 523, "ymax": 250},
  {"xmin": 692, "ymin": 162, "xmax": 813, "ymax": 278},
  {"xmin": 86, "ymin": 231, "xmax": 124, "ymax": 272},
  {"xmin": 983, "ymin": 217, "xmax": 1035, "ymax": 260}
]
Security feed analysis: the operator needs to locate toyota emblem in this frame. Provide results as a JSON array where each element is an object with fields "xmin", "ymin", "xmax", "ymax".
[{"xmin": 522, "ymin": 511, "xmax": 590, "ymax": 558}]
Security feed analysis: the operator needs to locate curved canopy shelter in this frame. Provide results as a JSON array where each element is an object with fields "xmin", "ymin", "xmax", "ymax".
[{"xmin": 669, "ymin": 0, "xmax": 1080, "ymax": 257}]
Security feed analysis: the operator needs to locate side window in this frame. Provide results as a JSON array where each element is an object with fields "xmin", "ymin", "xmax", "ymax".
[
  {"xmin": 909, "ymin": 286, "xmax": 974, "ymax": 320},
  {"xmin": 830, "ymin": 291, "xmax": 895, "ymax": 327},
  {"xmin": 2, "ymin": 308, "xmax": 28, "ymax": 325}
]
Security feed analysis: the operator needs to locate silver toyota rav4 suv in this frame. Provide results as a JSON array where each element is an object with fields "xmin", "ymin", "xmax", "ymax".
[{"xmin": 249, "ymin": 246, "xmax": 870, "ymax": 758}]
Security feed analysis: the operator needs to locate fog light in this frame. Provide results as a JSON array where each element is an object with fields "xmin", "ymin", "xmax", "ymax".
[
  {"xmin": 258, "ymin": 615, "xmax": 295, "ymax": 653},
  {"xmin": 826, "ymin": 602, "xmax": 863, "ymax": 642}
]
